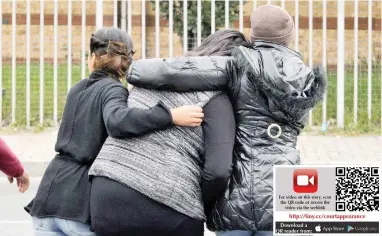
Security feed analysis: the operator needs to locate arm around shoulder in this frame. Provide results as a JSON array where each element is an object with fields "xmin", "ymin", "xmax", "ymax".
[
  {"xmin": 127, "ymin": 56, "xmax": 234, "ymax": 92},
  {"xmin": 101, "ymin": 83, "xmax": 173, "ymax": 138}
]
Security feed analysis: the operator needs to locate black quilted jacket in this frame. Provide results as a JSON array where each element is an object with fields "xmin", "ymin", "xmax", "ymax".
[{"xmin": 127, "ymin": 41, "xmax": 327, "ymax": 231}]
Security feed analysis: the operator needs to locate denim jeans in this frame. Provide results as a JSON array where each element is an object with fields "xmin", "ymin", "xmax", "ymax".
[
  {"xmin": 216, "ymin": 230, "xmax": 273, "ymax": 236},
  {"xmin": 32, "ymin": 216, "xmax": 95, "ymax": 236}
]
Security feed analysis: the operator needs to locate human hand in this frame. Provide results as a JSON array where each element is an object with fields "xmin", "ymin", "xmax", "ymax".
[
  {"xmin": 170, "ymin": 105, "xmax": 204, "ymax": 127},
  {"xmin": 8, "ymin": 172, "xmax": 30, "ymax": 193}
]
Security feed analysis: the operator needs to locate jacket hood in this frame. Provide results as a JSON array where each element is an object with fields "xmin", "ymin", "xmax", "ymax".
[{"xmin": 232, "ymin": 42, "xmax": 327, "ymax": 123}]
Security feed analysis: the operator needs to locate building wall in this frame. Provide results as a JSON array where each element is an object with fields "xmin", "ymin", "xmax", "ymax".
[{"xmin": 1, "ymin": 0, "xmax": 381, "ymax": 67}]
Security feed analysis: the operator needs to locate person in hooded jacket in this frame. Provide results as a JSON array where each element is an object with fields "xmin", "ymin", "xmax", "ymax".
[{"xmin": 126, "ymin": 5, "xmax": 327, "ymax": 236}]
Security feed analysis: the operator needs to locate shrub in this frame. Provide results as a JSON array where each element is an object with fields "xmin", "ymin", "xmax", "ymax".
[{"xmin": 150, "ymin": 0, "xmax": 243, "ymax": 48}]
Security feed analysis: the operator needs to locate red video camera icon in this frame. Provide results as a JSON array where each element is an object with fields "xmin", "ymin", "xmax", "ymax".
[{"xmin": 293, "ymin": 169, "xmax": 318, "ymax": 193}]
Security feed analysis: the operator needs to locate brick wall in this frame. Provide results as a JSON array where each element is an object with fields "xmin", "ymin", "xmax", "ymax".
[{"xmin": 1, "ymin": 0, "xmax": 381, "ymax": 67}]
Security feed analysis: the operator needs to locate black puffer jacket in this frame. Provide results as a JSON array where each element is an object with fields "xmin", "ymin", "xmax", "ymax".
[{"xmin": 128, "ymin": 41, "xmax": 327, "ymax": 231}]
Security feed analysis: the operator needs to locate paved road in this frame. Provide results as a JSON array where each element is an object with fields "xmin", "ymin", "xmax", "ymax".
[
  {"xmin": 0, "ymin": 131, "xmax": 381, "ymax": 235},
  {"xmin": 0, "ymin": 178, "xmax": 38, "ymax": 236}
]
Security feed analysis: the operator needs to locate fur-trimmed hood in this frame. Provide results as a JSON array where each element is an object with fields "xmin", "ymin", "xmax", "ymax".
[{"xmin": 232, "ymin": 41, "xmax": 327, "ymax": 123}]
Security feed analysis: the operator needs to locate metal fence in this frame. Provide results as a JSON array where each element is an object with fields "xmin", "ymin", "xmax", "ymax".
[{"xmin": 0, "ymin": 0, "xmax": 381, "ymax": 131}]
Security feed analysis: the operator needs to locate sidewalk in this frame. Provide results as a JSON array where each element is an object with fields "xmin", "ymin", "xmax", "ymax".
[{"xmin": 1, "ymin": 130, "xmax": 381, "ymax": 164}]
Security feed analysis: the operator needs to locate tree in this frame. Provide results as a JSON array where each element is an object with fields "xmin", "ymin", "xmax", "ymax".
[{"xmin": 150, "ymin": 0, "xmax": 243, "ymax": 49}]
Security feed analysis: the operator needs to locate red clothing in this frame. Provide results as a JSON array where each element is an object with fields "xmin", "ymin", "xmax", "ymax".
[{"xmin": 0, "ymin": 138, "xmax": 24, "ymax": 177}]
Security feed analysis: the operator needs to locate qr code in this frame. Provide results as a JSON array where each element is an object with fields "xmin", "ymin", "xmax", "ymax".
[{"xmin": 335, "ymin": 167, "xmax": 379, "ymax": 211}]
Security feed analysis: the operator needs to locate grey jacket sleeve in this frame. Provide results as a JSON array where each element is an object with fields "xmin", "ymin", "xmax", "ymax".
[{"xmin": 127, "ymin": 56, "xmax": 235, "ymax": 92}]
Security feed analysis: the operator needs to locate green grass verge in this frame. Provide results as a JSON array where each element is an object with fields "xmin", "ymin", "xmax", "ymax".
[
  {"xmin": 311, "ymin": 67, "xmax": 381, "ymax": 134},
  {"xmin": 1, "ymin": 63, "xmax": 381, "ymax": 135},
  {"xmin": 1, "ymin": 63, "xmax": 82, "ymax": 127}
]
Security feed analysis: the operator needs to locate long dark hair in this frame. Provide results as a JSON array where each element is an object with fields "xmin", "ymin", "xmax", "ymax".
[
  {"xmin": 90, "ymin": 27, "xmax": 135, "ymax": 79},
  {"xmin": 188, "ymin": 29, "xmax": 251, "ymax": 57}
]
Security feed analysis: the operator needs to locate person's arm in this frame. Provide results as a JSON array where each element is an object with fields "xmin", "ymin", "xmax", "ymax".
[
  {"xmin": 127, "ymin": 56, "xmax": 235, "ymax": 92},
  {"xmin": 0, "ymin": 138, "xmax": 24, "ymax": 178},
  {"xmin": 201, "ymin": 93, "xmax": 236, "ymax": 214},
  {"xmin": 0, "ymin": 138, "xmax": 30, "ymax": 193},
  {"xmin": 101, "ymin": 83, "xmax": 204, "ymax": 138}
]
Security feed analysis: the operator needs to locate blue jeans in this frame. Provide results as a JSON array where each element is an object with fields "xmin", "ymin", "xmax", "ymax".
[
  {"xmin": 216, "ymin": 231, "xmax": 273, "ymax": 236},
  {"xmin": 32, "ymin": 216, "xmax": 95, "ymax": 236}
]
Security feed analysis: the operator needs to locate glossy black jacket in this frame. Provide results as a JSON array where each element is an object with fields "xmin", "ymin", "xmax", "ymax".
[{"xmin": 127, "ymin": 41, "xmax": 327, "ymax": 231}]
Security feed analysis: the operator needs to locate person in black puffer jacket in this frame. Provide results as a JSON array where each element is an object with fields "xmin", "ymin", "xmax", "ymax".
[{"xmin": 127, "ymin": 5, "xmax": 327, "ymax": 236}]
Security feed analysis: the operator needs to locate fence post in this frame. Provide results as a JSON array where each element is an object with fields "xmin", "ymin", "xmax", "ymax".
[
  {"xmin": 225, "ymin": 0, "xmax": 229, "ymax": 29},
  {"xmin": 308, "ymin": 0, "xmax": 313, "ymax": 126},
  {"xmin": 211, "ymin": 0, "xmax": 215, "ymax": 34},
  {"xmin": 40, "ymin": 0, "xmax": 44, "ymax": 124},
  {"xmin": 367, "ymin": 0, "xmax": 372, "ymax": 121},
  {"xmin": 354, "ymin": 0, "xmax": 358, "ymax": 124},
  {"xmin": 0, "ymin": 0, "xmax": 2, "ymax": 127},
  {"xmin": 26, "ymin": 0, "xmax": 31, "ymax": 128},
  {"xmin": 294, "ymin": 0, "xmax": 299, "ymax": 51},
  {"xmin": 169, "ymin": 0, "xmax": 174, "ymax": 55},
  {"xmin": 128, "ymin": 0, "xmax": 132, "ymax": 36},
  {"xmin": 239, "ymin": 0, "xmax": 243, "ymax": 32},
  {"xmin": 81, "ymin": 0, "xmax": 86, "ymax": 80},
  {"xmin": 121, "ymin": 1, "xmax": 126, "ymax": 32},
  {"xmin": 141, "ymin": 0, "xmax": 146, "ymax": 59},
  {"xmin": 68, "ymin": 0, "xmax": 72, "ymax": 93},
  {"xmin": 183, "ymin": 0, "xmax": 188, "ymax": 53},
  {"xmin": 197, "ymin": 0, "xmax": 202, "ymax": 46},
  {"xmin": 53, "ymin": 0, "xmax": 58, "ymax": 126},
  {"xmin": 11, "ymin": 0, "xmax": 16, "ymax": 124},
  {"xmin": 155, "ymin": 0, "xmax": 160, "ymax": 57},
  {"xmin": 322, "ymin": 0, "xmax": 327, "ymax": 123},
  {"xmin": 337, "ymin": 0, "xmax": 345, "ymax": 128},
  {"xmin": 113, "ymin": 0, "xmax": 118, "ymax": 28},
  {"xmin": 96, "ymin": 0, "xmax": 103, "ymax": 30}
]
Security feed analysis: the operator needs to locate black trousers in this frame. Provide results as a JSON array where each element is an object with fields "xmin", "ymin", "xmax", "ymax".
[{"xmin": 90, "ymin": 176, "xmax": 204, "ymax": 236}]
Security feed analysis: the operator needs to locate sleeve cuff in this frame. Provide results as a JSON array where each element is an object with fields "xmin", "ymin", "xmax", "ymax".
[{"xmin": 156, "ymin": 100, "xmax": 173, "ymax": 126}]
